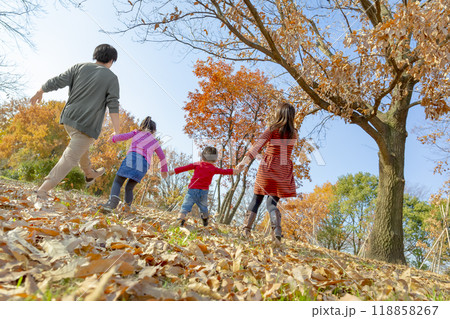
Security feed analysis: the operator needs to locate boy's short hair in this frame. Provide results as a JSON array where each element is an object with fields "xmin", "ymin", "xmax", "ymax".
[
  {"xmin": 202, "ymin": 146, "xmax": 218, "ymax": 162},
  {"xmin": 93, "ymin": 44, "xmax": 118, "ymax": 63}
]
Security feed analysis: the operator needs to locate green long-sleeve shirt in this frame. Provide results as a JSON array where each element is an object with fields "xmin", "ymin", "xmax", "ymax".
[{"xmin": 42, "ymin": 62, "xmax": 120, "ymax": 139}]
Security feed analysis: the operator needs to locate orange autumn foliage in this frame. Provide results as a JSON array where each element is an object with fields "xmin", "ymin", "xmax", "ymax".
[
  {"xmin": 184, "ymin": 58, "xmax": 278, "ymax": 164},
  {"xmin": 0, "ymin": 99, "xmax": 142, "ymax": 194},
  {"xmin": 0, "ymin": 99, "xmax": 68, "ymax": 166}
]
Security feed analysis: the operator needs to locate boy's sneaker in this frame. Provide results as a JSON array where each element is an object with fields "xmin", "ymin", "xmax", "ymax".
[
  {"xmin": 85, "ymin": 167, "xmax": 106, "ymax": 187},
  {"xmin": 201, "ymin": 217, "xmax": 208, "ymax": 226},
  {"xmin": 177, "ymin": 218, "xmax": 185, "ymax": 227}
]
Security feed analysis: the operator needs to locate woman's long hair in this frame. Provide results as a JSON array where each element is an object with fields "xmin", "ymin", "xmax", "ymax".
[
  {"xmin": 269, "ymin": 102, "xmax": 296, "ymax": 139},
  {"xmin": 140, "ymin": 116, "xmax": 156, "ymax": 133}
]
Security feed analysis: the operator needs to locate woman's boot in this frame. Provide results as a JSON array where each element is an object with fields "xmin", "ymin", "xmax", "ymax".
[
  {"xmin": 269, "ymin": 209, "xmax": 282, "ymax": 241},
  {"xmin": 242, "ymin": 211, "xmax": 257, "ymax": 238}
]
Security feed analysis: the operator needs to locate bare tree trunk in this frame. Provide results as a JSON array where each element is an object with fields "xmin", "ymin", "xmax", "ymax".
[
  {"xmin": 217, "ymin": 173, "xmax": 241, "ymax": 224},
  {"xmin": 225, "ymin": 174, "xmax": 248, "ymax": 224}
]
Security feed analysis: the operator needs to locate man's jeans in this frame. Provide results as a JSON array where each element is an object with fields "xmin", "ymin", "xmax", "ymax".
[{"xmin": 180, "ymin": 188, "xmax": 209, "ymax": 218}]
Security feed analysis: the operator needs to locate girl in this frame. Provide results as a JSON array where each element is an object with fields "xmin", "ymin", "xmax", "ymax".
[
  {"xmin": 237, "ymin": 102, "xmax": 298, "ymax": 242},
  {"xmin": 100, "ymin": 116, "xmax": 168, "ymax": 212}
]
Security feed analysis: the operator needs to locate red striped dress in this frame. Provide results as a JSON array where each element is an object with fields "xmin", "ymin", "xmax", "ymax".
[{"xmin": 246, "ymin": 128, "xmax": 297, "ymax": 198}]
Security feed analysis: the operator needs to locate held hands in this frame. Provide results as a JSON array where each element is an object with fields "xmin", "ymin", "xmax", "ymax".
[
  {"xmin": 236, "ymin": 156, "xmax": 249, "ymax": 172},
  {"xmin": 161, "ymin": 172, "xmax": 168, "ymax": 179},
  {"xmin": 233, "ymin": 168, "xmax": 242, "ymax": 175},
  {"xmin": 234, "ymin": 163, "xmax": 245, "ymax": 175},
  {"xmin": 168, "ymin": 171, "xmax": 176, "ymax": 176}
]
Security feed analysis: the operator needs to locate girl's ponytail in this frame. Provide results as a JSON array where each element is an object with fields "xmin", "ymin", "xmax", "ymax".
[{"xmin": 140, "ymin": 116, "xmax": 156, "ymax": 133}]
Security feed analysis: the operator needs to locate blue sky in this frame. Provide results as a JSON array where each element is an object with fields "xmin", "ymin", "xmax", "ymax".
[{"xmin": 7, "ymin": 1, "xmax": 447, "ymax": 198}]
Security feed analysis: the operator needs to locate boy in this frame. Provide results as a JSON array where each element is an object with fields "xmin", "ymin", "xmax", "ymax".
[{"xmin": 169, "ymin": 146, "xmax": 241, "ymax": 226}]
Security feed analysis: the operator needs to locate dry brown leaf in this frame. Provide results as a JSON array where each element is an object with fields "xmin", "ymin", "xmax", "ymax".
[
  {"xmin": 221, "ymin": 278, "xmax": 234, "ymax": 293},
  {"xmin": 76, "ymin": 258, "xmax": 134, "ymax": 278},
  {"xmin": 42, "ymin": 258, "xmax": 86, "ymax": 281},
  {"xmin": 127, "ymin": 277, "xmax": 178, "ymax": 300},
  {"xmin": 196, "ymin": 242, "xmax": 209, "ymax": 254},
  {"xmin": 311, "ymin": 271, "xmax": 328, "ymax": 281},
  {"xmin": 138, "ymin": 266, "xmax": 159, "ymax": 279},
  {"xmin": 292, "ymin": 265, "xmax": 312, "ymax": 283},
  {"xmin": 164, "ymin": 265, "xmax": 184, "ymax": 277},
  {"xmin": 263, "ymin": 283, "xmax": 281, "ymax": 298},
  {"xmin": 187, "ymin": 282, "xmax": 222, "ymax": 300},
  {"xmin": 41, "ymin": 239, "xmax": 70, "ymax": 261},
  {"xmin": 111, "ymin": 243, "xmax": 132, "ymax": 250},
  {"xmin": 247, "ymin": 287, "xmax": 262, "ymax": 301},
  {"xmin": 24, "ymin": 275, "xmax": 39, "ymax": 295},
  {"xmin": 339, "ymin": 293, "xmax": 361, "ymax": 301},
  {"xmin": 84, "ymin": 265, "xmax": 118, "ymax": 301}
]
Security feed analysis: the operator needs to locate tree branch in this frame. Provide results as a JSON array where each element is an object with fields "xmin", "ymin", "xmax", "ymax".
[
  {"xmin": 359, "ymin": 0, "xmax": 380, "ymax": 26},
  {"xmin": 306, "ymin": 18, "xmax": 333, "ymax": 59}
]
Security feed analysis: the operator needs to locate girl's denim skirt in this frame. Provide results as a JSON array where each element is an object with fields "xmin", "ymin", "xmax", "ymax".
[{"xmin": 117, "ymin": 152, "xmax": 149, "ymax": 182}]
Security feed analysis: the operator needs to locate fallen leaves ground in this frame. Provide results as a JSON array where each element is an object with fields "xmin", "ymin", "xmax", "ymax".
[{"xmin": 0, "ymin": 178, "xmax": 449, "ymax": 301}]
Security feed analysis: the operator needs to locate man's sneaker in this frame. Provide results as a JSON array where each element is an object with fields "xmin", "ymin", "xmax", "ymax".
[
  {"xmin": 201, "ymin": 217, "xmax": 208, "ymax": 226},
  {"xmin": 85, "ymin": 168, "xmax": 106, "ymax": 187},
  {"xmin": 33, "ymin": 190, "xmax": 49, "ymax": 201}
]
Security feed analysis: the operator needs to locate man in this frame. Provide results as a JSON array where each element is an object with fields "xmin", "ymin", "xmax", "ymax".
[{"xmin": 30, "ymin": 44, "xmax": 120, "ymax": 198}]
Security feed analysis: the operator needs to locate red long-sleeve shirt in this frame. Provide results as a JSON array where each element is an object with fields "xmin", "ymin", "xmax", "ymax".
[{"xmin": 174, "ymin": 161, "xmax": 234, "ymax": 190}]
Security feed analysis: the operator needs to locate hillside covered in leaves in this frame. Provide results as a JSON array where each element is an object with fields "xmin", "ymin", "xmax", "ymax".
[{"xmin": 0, "ymin": 178, "xmax": 449, "ymax": 301}]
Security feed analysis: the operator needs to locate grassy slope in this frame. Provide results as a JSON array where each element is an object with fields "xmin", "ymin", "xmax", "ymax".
[{"xmin": 0, "ymin": 178, "xmax": 449, "ymax": 301}]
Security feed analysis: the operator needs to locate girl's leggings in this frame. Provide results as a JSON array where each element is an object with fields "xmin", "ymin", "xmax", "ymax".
[
  {"xmin": 110, "ymin": 175, "xmax": 138, "ymax": 205},
  {"xmin": 247, "ymin": 194, "xmax": 280, "ymax": 214}
]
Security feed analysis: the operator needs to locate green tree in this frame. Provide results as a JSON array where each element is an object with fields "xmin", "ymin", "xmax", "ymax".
[
  {"xmin": 317, "ymin": 200, "xmax": 350, "ymax": 252},
  {"xmin": 334, "ymin": 172, "xmax": 378, "ymax": 255},
  {"xmin": 403, "ymin": 194, "xmax": 432, "ymax": 268}
]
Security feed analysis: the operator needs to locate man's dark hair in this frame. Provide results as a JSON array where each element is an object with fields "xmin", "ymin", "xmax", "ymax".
[
  {"xmin": 201, "ymin": 146, "xmax": 218, "ymax": 162},
  {"xmin": 93, "ymin": 44, "xmax": 118, "ymax": 63}
]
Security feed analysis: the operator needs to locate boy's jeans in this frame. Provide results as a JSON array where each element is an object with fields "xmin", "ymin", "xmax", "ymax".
[{"xmin": 180, "ymin": 189, "xmax": 209, "ymax": 218}]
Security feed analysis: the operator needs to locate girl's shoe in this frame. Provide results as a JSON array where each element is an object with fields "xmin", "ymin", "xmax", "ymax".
[{"xmin": 99, "ymin": 195, "xmax": 120, "ymax": 213}]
